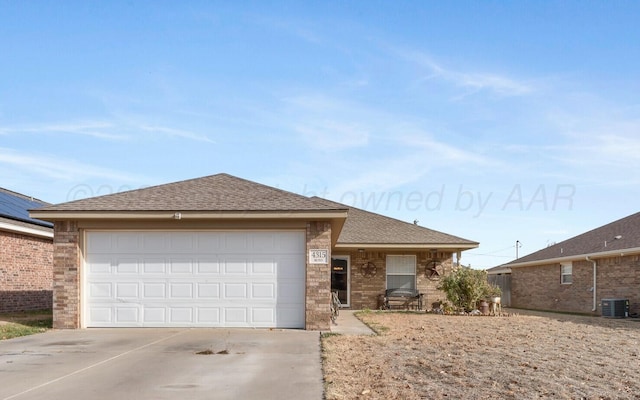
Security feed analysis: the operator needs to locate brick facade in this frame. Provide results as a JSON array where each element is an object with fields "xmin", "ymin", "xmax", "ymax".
[
  {"xmin": 48, "ymin": 218, "xmax": 458, "ymax": 330},
  {"xmin": 305, "ymin": 221, "xmax": 332, "ymax": 330},
  {"xmin": 49, "ymin": 221, "xmax": 336, "ymax": 330},
  {"xmin": 342, "ymin": 250, "xmax": 453, "ymax": 310},
  {"xmin": 512, "ymin": 255, "xmax": 640, "ymax": 316},
  {"xmin": 52, "ymin": 221, "xmax": 80, "ymax": 328},
  {"xmin": 0, "ymin": 230, "xmax": 53, "ymax": 312}
]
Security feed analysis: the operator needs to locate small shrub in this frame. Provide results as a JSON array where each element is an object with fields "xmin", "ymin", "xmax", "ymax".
[{"xmin": 438, "ymin": 267, "xmax": 501, "ymax": 311}]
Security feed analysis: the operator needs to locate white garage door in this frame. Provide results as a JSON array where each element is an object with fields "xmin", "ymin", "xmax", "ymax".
[{"xmin": 84, "ymin": 231, "xmax": 306, "ymax": 328}]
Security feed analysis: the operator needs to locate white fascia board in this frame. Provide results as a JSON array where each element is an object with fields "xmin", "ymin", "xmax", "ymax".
[
  {"xmin": 507, "ymin": 246, "xmax": 640, "ymax": 268},
  {"xmin": 0, "ymin": 221, "xmax": 53, "ymax": 239},
  {"xmin": 29, "ymin": 210, "xmax": 349, "ymax": 221},
  {"xmin": 334, "ymin": 243, "xmax": 479, "ymax": 250}
]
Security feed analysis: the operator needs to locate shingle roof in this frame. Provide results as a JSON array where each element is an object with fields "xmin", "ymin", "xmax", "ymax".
[
  {"xmin": 311, "ymin": 197, "xmax": 478, "ymax": 247},
  {"xmin": 33, "ymin": 174, "xmax": 346, "ymax": 213},
  {"xmin": 0, "ymin": 188, "xmax": 52, "ymax": 228},
  {"xmin": 505, "ymin": 211, "xmax": 640, "ymax": 266}
]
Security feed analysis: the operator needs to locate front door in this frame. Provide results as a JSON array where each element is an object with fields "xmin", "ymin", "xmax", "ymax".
[{"xmin": 331, "ymin": 256, "xmax": 349, "ymax": 307}]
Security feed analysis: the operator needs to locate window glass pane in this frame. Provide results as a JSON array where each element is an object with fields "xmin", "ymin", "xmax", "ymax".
[
  {"xmin": 387, "ymin": 255, "xmax": 415, "ymax": 274},
  {"xmin": 387, "ymin": 275, "xmax": 414, "ymax": 290},
  {"xmin": 386, "ymin": 255, "xmax": 416, "ymax": 289},
  {"xmin": 561, "ymin": 263, "xmax": 572, "ymax": 284}
]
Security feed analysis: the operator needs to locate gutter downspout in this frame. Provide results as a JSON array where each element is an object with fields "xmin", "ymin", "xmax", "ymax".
[{"xmin": 586, "ymin": 256, "xmax": 597, "ymax": 312}]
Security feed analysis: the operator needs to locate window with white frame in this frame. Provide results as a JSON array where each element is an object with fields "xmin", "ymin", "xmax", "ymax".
[
  {"xmin": 561, "ymin": 262, "xmax": 572, "ymax": 284},
  {"xmin": 386, "ymin": 255, "xmax": 416, "ymax": 290}
]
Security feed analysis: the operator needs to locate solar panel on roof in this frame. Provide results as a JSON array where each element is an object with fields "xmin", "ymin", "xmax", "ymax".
[{"xmin": 0, "ymin": 191, "xmax": 53, "ymax": 228}]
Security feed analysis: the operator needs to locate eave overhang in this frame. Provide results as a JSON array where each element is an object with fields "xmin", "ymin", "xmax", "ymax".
[
  {"xmin": 0, "ymin": 221, "xmax": 53, "ymax": 239},
  {"xmin": 334, "ymin": 242, "xmax": 479, "ymax": 251}
]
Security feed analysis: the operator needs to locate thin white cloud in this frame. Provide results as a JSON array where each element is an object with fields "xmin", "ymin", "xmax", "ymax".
[
  {"xmin": 282, "ymin": 95, "xmax": 371, "ymax": 150},
  {"xmin": 0, "ymin": 119, "xmax": 215, "ymax": 144},
  {"xmin": 400, "ymin": 49, "xmax": 533, "ymax": 97},
  {"xmin": 0, "ymin": 147, "xmax": 141, "ymax": 182},
  {"xmin": 398, "ymin": 132, "xmax": 495, "ymax": 167},
  {"xmin": 139, "ymin": 125, "xmax": 216, "ymax": 144},
  {"xmin": 0, "ymin": 121, "xmax": 128, "ymax": 140}
]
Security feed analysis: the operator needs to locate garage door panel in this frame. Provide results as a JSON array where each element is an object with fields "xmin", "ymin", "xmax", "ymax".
[
  {"xmin": 115, "ymin": 306, "xmax": 140, "ymax": 323},
  {"xmin": 224, "ymin": 260, "xmax": 248, "ymax": 274},
  {"xmin": 143, "ymin": 283, "xmax": 166, "ymax": 298},
  {"xmin": 252, "ymin": 283, "xmax": 275, "ymax": 299},
  {"xmin": 276, "ymin": 306, "xmax": 305, "ymax": 328},
  {"xmin": 169, "ymin": 307, "xmax": 193, "ymax": 323},
  {"xmin": 197, "ymin": 283, "xmax": 220, "ymax": 298},
  {"xmin": 87, "ymin": 257, "xmax": 112, "ymax": 274},
  {"xmin": 115, "ymin": 234, "xmax": 142, "ymax": 252},
  {"xmin": 169, "ymin": 283, "xmax": 193, "ymax": 298},
  {"xmin": 252, "ymin": 308, "xmax": 275, "ymax": 324},
  {"xmin": 89, "ymin": 282, "xmax": 112, "ymax": 298},
  {"xmin": 169, "ymin": 233, "xmax": 194, "ymax": 252},
  {"xmin": 115, "ymin": 282, "xmax": 139, "ymax": 298},
  {"xmin": 225, "ymin": 308, "xmax": 248, "ymax": 324},
  {"xmin": 169, "ymin": 259, "xmax": 193, "ymax": 274},
  {"xmin": 278, "ymin": 256, "xmax": 306, "ymax": 278},
  {"xmin": 143, "ymin": 307, "xmax": 166, "ymax": 323},
  {"xmin": 143, "ymin": 259, "xmax": 166, "ymax": 274},
  {"xmin": 197, "ymin": 259, "xmax": 220, "ymax": 274},
  {"xmin": 224, "ymin": 234, "xmax": 249, "ymax": 252},
  {"xmin": 251, "ymin": 260, "xmax": 276, "ymax": 274},
  {"xmin": 90, "ymin": 307, "xmax": 112, "ymax": 324},
  {"xmin": 197, "ymin": 308, "xmax": 221, "ymax": 324},
  {"xmin": 196, "ymin": 233, "xmax": 221, "ymax": 252},
  {"xmin": 115, "ymin": 259, "xmax": 138, "ymax": 274},
  {"xmin": 278, "ymin": 281, "xmax": 305, "ymax": 303},
  {"xmin": 224, "ymin": 283, "xmax": 247, "ymax": 298},
  {"xmin": 85, "ymin": 231, "xmax": 305, "ymax": 328},
  {"xmin": 141, "ymin": 233, "xmax": 166, "ymax": 252}
]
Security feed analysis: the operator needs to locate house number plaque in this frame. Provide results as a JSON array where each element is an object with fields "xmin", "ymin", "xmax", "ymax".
[{"xmin": 308, "ymin": 249, "xmax": 328, "ymax": 264}]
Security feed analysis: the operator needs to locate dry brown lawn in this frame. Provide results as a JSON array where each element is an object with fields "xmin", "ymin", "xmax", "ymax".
[{"xmin": 322, "ymin": 310, "xmax": 640, "ymax": 399}]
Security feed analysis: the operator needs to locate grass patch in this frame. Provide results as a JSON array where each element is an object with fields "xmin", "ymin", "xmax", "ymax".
[
  {"xmin": 354, "ymin": 310, "xmax": 389, "ymax": 335},
  {"xmin": 0, "ymin": 310, "xmax": 52, "ymax": 340}
]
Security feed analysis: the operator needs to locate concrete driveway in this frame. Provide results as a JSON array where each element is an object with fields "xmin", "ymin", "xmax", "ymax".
[{"xmin": 0, "ymin": 328, "xmax": 323, "ymax": 400}]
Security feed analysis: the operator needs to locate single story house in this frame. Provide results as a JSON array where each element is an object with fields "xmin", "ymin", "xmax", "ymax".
[
  {"xmin": 499, "ymin": 211, "xmax": 640, "ymax": 316},
  {"xmin": 0, "ymin": 188, "xmax": 53, "ymax": 312},
  {"xmin": 31, "ymin": 173, "xmax": 477, "ymax": 330}
]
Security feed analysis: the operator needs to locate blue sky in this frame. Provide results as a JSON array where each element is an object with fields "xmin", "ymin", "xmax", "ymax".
[{"xmin": 2, "ymin": 1, "xmax": 640, "ymax": 268}]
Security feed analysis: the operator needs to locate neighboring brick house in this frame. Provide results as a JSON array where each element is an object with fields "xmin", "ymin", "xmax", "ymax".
[
  {"xmin": 31, "ymin": 173, "xmax": 478, "ymax": 330},
  {"xmin": 0, "ymin": 188, "xmax": 54, "ymax": 312},
  {"xmin": 499, "ymin": 212, "xmax": 640, "ymax": 316}
]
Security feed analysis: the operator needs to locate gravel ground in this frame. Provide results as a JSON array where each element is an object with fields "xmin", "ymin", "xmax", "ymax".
[{"xmin": 322, "ymin": 310, "xmax": 640, "ymax": 399}]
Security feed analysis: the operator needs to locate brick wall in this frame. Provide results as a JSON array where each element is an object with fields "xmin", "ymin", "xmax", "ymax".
[
  {"xmin": 343, "ymin": 250, "xmax": 453, "ymax": 310},
  {"xmin": 305, "ymin": 221, "xmax": 332, "ymax": 330},
  {"xmin": 52, "ymin": 221, "xmax": 80, "ymax": 328},
  {"xmin": 0, "ymin": 230, "xmax": 53, "ymax": 312},
  {"xmin": 511, "ymin": 255, "xmax": 640, "ymax": 315}
]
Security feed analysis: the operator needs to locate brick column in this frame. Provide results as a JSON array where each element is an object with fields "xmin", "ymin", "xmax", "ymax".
[
  {"xmin": 305, "ymin": 221, "xmax": 332, "ymax": 330},
  {"xmin": 53, "ymin": 221, "xmax": 80, "ymax": 329}
]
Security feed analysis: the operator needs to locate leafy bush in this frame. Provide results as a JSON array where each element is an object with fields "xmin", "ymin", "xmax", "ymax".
[{"xmin": 437, "ymin": 267, "xmax": 501, "ymax": 311}]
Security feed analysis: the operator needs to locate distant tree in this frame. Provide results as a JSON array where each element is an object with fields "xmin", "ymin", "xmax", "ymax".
[{"xmin": 438, "ymin": 267, "xmax": 501, "ymax": 311}]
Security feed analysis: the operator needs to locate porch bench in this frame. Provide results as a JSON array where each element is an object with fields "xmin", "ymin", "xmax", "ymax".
[{"xmin": 379, "ymin": 288, "xmax": 423, "ymax": 310}]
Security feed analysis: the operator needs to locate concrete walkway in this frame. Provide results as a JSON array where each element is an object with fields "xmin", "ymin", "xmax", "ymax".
[{"xmin": 329, "ymin": 310, "xmax": 376, "ymax": 335}]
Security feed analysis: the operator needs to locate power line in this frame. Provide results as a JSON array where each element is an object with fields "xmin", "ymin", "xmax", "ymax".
[{"xmin": 466, "ymin": 245, "xmax": 515, "ymax": 257}]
